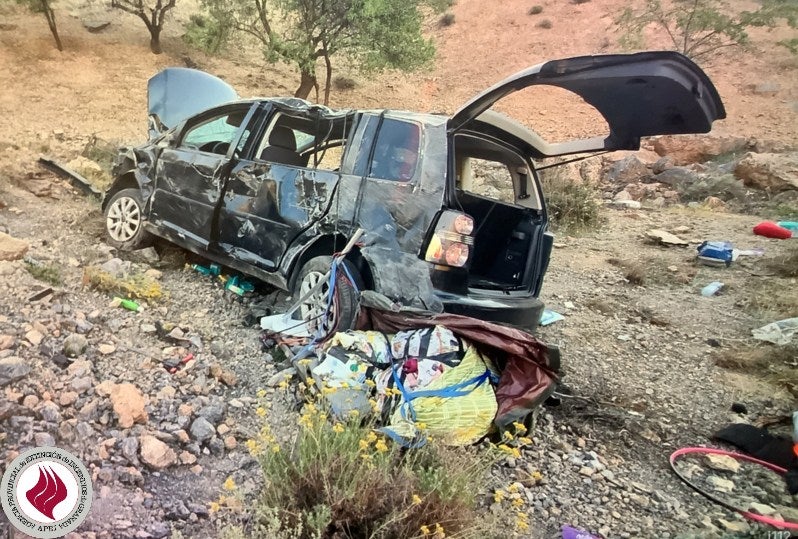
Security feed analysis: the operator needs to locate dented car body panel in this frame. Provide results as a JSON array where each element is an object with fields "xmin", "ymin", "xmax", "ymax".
[{"xmin": 106, "ymin": 53, "xmax": 725, "ymax": 330}]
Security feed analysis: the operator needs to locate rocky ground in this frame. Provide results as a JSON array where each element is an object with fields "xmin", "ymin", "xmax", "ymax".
[{"xmin": 1, "ymin": 139, "xmax": 797, "ymax": 539}]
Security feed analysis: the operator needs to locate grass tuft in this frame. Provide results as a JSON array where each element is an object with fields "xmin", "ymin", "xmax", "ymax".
[
  {"xmin": 82, "ymin": 266, "xmax": 165, "ymax": 301},
  {"xmin": 24, "ymin": 260, "xmax": 62, "ymax": 286},
  {"xmin": 528, "ymin": 5, "xmax": 543, "ymax": 15},
  {"xmin": 539, "ymin": 166, "xmax": 604, "ymax": 233},
  {"xmin": 439, "ymin": 12, "xmax": 456, "ymax": 26},
  {"xmin": 536, "ymin": 18, "xmax": 553, "ymax": 29},
  {"xmin": 714, "ymin": 345, "xmax": 798, "ymax": 398}
]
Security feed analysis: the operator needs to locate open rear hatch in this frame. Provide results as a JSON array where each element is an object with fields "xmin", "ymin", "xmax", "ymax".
[
  {"xmin": 446, "ymin": 52, "xmax": 725, "ymax": 296},
  {"xmin": 449, "ymin": 51, "xmax": 726, "ymax": 157}
]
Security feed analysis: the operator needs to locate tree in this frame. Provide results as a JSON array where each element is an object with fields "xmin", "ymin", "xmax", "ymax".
[
  {"xmin": 615, "ymin": 0, "xmax": 798, "ymax": 61},
  {"xmin": 196, "ymin": 0, "xmax": 442, "ymax": 103},
  {"xmin": 111, "ymin": 0, "xmax": 178, "ymax": 54},
  {"xmin": 18, "ymin": 0, "xmax": 62, "ymax": 51}
]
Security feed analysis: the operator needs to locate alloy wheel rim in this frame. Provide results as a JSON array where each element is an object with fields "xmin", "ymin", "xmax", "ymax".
[
  {"xmin": 106, "ymin": 196, "xmax": 142, "ymax": 242},
  {"xmin": 299, "ymin": 270, "xmax": 336, "ymax": 333}
]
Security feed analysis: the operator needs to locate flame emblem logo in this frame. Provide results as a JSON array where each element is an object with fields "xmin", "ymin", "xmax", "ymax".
[{"xmin": 24, "ymin": 466, "xmax": 68, "ymax": 520}]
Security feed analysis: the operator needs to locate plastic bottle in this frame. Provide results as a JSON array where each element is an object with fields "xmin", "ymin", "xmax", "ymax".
[
  {"xmin": 701, "ymin": 282, "xmax": 724, "ymax": 297},
  {"xmin": 113, "ymin": 297, "xmax": 143, "ymax": 312},
  {"xmin": 777, "ymin": 221, "xmax": 798, "ymax": 237}
]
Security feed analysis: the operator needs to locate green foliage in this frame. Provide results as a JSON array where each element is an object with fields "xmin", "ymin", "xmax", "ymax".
[
  {"xmin": 25, "ymin": 260, "xmax": 62, "ymax": 286},
  {"xmin": 194, "ymin": 0, "xmax": 440, "ymax": 101},
  {"xmin": 183, "ymin": 13, "xmax": 230, "ymax": 53},
  {"xmin": 615, "ymin": 0, "xmax": 798, "ymax": 61},
  {"xmin": 539, "ymin": 165, "xmax": 605, "ymax": 233},
  {"xmin": 219, "ymin": 402, "xmax": 499, "ymax": 538}
]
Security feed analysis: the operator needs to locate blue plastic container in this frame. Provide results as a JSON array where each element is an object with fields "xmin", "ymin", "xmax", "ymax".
[{"xmin": 696, "ymin": 241, "xmax": 733, "ymax": 267}]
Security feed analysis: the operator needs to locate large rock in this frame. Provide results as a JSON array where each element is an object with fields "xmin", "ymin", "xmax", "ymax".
[
  {"xmin": 653, "ymin": 167, "xmax": 697, "ymax": 189},
  {"xmin": 109, "ymin": 383, "xmax": 149, "ymax": 428},
  {"xmin": 0, "ymin": 356, "xmax": 30, "ymax": 386},
  {"xmin": 0, "ymin": 232, "xmax": 29, "ymax": 261},
  {"xmin": 734, "ymin": 152, "xmax": 798, "ymax": 192},
  {"xmin": 606, "ymin": 156, "xmax": 650, "ymax": 184},
  {"xmin": 139, "ymin": 435, "xmax": 177, "ymax": 470},
  {"xmin": 652, "ymin": 135, "xmax": 748, "ymax": 165}
]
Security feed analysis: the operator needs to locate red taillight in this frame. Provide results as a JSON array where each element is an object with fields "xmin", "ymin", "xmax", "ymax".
[{"xmin": 425, "ymin": 211, "xmax": 475, "ymax": 268}]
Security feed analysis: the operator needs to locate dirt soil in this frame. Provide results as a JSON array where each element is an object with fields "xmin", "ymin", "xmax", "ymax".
[{"xmin": 1, "ymin": 1, "xmax": 797, "ymax": 538}]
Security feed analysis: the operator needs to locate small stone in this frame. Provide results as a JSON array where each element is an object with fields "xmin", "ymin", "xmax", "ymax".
[
  {"xmin": 579, "ymin": 466, "xmax": 595, "ymax": 477},
  {"xmin": 121, "ymin": 437, "xmax": 139, "ymax": 463},
  {"xmin": 179, "ymin": 451, "xmax": 197, "ymax": 465},
  {"xmin": 71, "ymin": 376, "xmax": 93, "ymax": 393},
  {"xmin": 0, "ymin": 231, "xmax": 29, "ymax": 261},
  {"xmin": 707, "ymin": 476, "xmax": 735, "ymax": 493},
  {"xmin": 730, "ymin": 402, "xmax": 747, "ymax": 414},
  {"xmin": 716, "ymin": 518, "xmax": 749, "ymax": 533},
  {"xmin": 59, "ymin": 391, "xmax": 78, "ymax": 406},
  {"xmin": 223, "ymin": 435, "xmax": 237, "ymax": 450},
  {"xmin": 198, "ymin": 404, "xmax": 225, "ymax": 425},
  {"xmin": 0, "ymin": 356, "xmax": 31, "ymax": 386},
  {"xmin": 748, "ymin": 502, "xmax": 775, "ymax": 515},
  {"xmin": 178, "ymin": 404, "xmax": 193, "ymax": 417},
  {"xmin": 25, "ymin": 329, "xmax": 44, "ymax": 346},
  {"xmin": 34, "ymin": 432, "xmax": 56, "ymax": 446},
  {"xmin": 38, "ymin": 401, "xmax": 62, "ymax": 423},
  {"xmin": 141, "ymin": 323, "xmax": 157, "ymax": 333},
  {"xmin": 174, "ymin": 429, "xmax": 190, "ymax": 443},
  {"xmin": 705, "ymin": 454, "xmax": 740, "ymax": 473},
  {"xmin": 63, "ymin": 334, "xmax": 88, "ymax": 358},
  {"xmin": 22, "ymin": 395, "xmax": 39, "ymax": 409},
  {"xmin": 266, "ymin": 367, "xmax": 296, "ymax": 387},
  {"xmin": 98, "ymin": 343, "xmax": 116, "ymax": 355},
  {"xmin": 190, "ymin": 417, "xmax": 215, "ymax": 443},
  {"xmin": 109, "ymin": 383, "xmax": 149, "ymax": 428},
  {"xmin": 139, "ymin": 435, "xmax": 177, "ymax": 470}
]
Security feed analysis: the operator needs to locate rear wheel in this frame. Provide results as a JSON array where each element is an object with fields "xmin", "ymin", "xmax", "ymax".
[
  {"xmin": 104, "ymin": 188, "xmax": 153, "ymax": 251},
  {"xmin": 294, "ymin": 256, "xmax": 361, "ymax": 336}
]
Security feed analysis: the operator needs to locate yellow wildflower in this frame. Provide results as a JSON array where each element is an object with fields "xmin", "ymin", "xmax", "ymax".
[
  {"xmin": 340, "ymin": 381, "xmax": 350, "ymax": 389},
  {"xmin": 255, "ymin": 407, "xmax": 266, "ymax": 417},
  {"xmin": 493, "ymin": 489, "xmax": 505, "ymax": 503},
  {"xmin": 512, "ymin": 497, "xmax": 524, "ymax": 508},
  {"xmin": 375, "ymin": 439, "xmax": 388, "ymax": 453},
  {"xmin": 360, "ymin": 453, "xmax": 372, "ymax": 461},
  {"xmin": 306, "ymin": 402, "xmax": 317, "ymax": 414},
  {"xmin": 412, "ymin": 494, "xmax": 422, "ymax": 505},
  {"xmin": 507, "ymin": 483, "xmax": 519, "ymax": 493},
  {"xmin": 366, "ymin": 431, "xmax": 378, "ymax": 443},
  {"xmin": 332, "ymin": 423, "xmax": 345, "ymax": 434},
  {"xmin": 433, "ymin": 523, "xmax": 445, "ymax": 538},
  {"xmin": 278, "ymin": 380, "xmax": 289, "ymax": 390},
  {"xmin": 503, "ymin": 431, "xmax": 514, "ymax": 441},
  {"xmin": 349, "ymin": 409, "xmax": 360, "ymax": 418},
  {"xmin": 420, "ymin": 525, "xmax": 431, "ymax": 536},
  {"xmin": 416, "ymin": 422, "xmax": 427, "ymax": 430},
  {"xmin": 299, "ymin": 414, "xmax": 314, "ymax": 428},
  {"xmin": 209, "ymin": 501, "xmax": 220, "ymax": 513},
  {"xmin": 271, "ymin": 444, "xmax": 280, "ymax": 453},
  {"xmin": 512, "ymin": 421, "xmax": 527, "ymax": 434},
  {"xmin": 359, "ymin": 439, "xmax": 370, "ymax": 451},
  {"xmin": 256, "ymin": 388, "xmax": 266, "ymax": 398},
  {"xmin": 322, "ymin": 386, "xmax": 337, "ymax": 395},
  {"xmin": 516, "ymin": 519, "xmax": 529, "ymax": 532},
  {"xmin": 531, "ymin": 471, "xmax": 543, "ymax": 482},
  {"xmin": 297, "ymin": 359, "xmax": 312, "ymax": 366},
  {"xmin": 518, "ymin": 437, "xmax": 533, "ymax": 446},
  {"xmin": 223, "ymin": 476, "xmax": 236, "ymax": 491},
  {"xmin": 365, "ymin": 379, "xmax": 376, "ymax": 387}
]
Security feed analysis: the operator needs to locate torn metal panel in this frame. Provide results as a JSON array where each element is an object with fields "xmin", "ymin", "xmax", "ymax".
[{"xmin": 38, "ymin": 158, "xmax": 102, "ymax": 197}]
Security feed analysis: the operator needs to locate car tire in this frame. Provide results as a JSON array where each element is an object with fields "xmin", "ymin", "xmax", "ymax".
[
  {"xmin": 294, "ymin": 256, "xmax": 362, "ymax": 336},
  {"xmin": 103, "ymin": 188, "xmax": 153, "ymax": 251}
]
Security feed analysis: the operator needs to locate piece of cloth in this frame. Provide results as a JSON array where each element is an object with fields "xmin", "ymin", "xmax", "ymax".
[
  {"xmin": 753, "ymin": 221, "xmax": 793, "ymax": 239},
  {"xmin": 390, "ymin": 325, "xmax": 463, "ymax": 364}
]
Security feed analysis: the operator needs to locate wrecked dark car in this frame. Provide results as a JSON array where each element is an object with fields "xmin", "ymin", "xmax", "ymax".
[{"xmin": 103, "ymin": 51, "xmax": 725, "ymax": 332}]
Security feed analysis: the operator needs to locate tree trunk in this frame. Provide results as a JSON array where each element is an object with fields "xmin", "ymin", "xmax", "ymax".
[
  {"xmin": 294, "ymin": 69, "xmax": 317, "ymax": 100},
  {"xmin": 41, "ymin": 0, "xmax": 63, "ymax": 51},
  {"xmin": 323, "ymin": 52, "xmax": 332, "ymax": 106},
  {"xmin": 149, "ymin": 26, "xmax": 163, "ymax": 54}
]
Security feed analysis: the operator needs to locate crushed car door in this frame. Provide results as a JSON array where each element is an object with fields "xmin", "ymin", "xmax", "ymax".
[
  {"xmin": 214, "ymin": 108, "xmax": 353, "ymax": 271},
  {"xmin": 148, "ymin": 103, "xmax": 257, "ymax": 250},
  {"xmin": 449, "ymin": 51, "xmax": 726, "ymax": 157}
]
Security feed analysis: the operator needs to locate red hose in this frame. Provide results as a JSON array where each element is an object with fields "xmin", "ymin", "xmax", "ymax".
[{"xmin": 669, "ymin": 446, "xmax": 798, "ymax": 530}]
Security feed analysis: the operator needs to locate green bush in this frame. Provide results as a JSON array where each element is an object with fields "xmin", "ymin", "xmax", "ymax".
[
  {"xmin": 182, "ymin": 13, "xmax": 230, "ymax": 54},
  {"xmin": 539, "ymin": 166, "xmax": 605, "ymax": 233},
  {"xmin": 219, "ymin": 399, "xmax": 500, "ymax": 539}
]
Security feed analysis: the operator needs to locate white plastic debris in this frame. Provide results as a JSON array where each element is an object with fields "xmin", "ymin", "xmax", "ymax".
[{"xmin": 751, "ymin": 317, "xmax": 798, "ymax": 346}]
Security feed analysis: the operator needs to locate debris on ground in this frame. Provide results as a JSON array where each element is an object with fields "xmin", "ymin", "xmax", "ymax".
[
  {"xmin": 540, "ymin": 309, "xmax": 565, "ymax": 326},
  {"xmin": 646, "ymin": 229, "xmax": 689, "ymax": 247},
  {"xmin": 752, "ymin": 317, "xmax": 798, "ymax": 345},
  {"xmin": 753, "ymin": 221, "xmax": 794, "ymax": 239},
  {"xmin": 696, "ymin": 241, "xmax": 733, "ymax": 267},
  {"xmin": 701, "ymin": 281, "xmax": 725, "ymax": 297}
]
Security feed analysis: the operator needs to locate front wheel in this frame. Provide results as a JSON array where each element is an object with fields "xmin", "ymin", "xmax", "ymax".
[
  {"xmin": 294, "ymin": 256, "xmax": 361, "ymax": 336},
  {"xmin": 104, "ymin": 188, "xmax": 153, "ymax": 251}
]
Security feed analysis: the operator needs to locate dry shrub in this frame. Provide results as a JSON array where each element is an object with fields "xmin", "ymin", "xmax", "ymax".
[
  {"xmin": 539, "ymin": 166, "xmax": 604, "ymax": 233},
  {"xmin": 536, "ymin": 19, "xmax": 553, "ymax": 29},
  {"xmin": 608, "ymin": 258, "xmax": 646, "ymax": 285},
  {"xmin": 528, "ymin": 5, "xmax": 543, "ymax": 14},
  {"xmin": 222, "ymin": 405, "xmax": 499, "ymax": 539},
  {"xmin": 82, "ymin": 266, "xmax": 164, "ymax": 301},
  {"xmin": 439, "ymin": 12, "xmax": 456, "ymax": 26},
  {"xmin": 714, "ymin": 345, "xmax": 798, "ymax": 397},
  {"xmin": 333, "ymin": 76, "xmax": 356, "ymax": 91},
  {"xmin": 739, "ymin": 279, "xmax": 798, "ymax": 320}
]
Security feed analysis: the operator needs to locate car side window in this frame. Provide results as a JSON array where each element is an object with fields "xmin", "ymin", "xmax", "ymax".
[
  {"xmin": 180, "ymin": 109, "xmax": 249, "ymax": 155},
  {"xmin": 366, "ymin": 118, "xmax": 421, "ymax": 182}
]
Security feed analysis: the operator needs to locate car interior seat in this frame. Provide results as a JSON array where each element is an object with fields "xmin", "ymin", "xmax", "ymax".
[{"xmin": 259, "ymin": 126, "xmax": 304, "ymax": 166}]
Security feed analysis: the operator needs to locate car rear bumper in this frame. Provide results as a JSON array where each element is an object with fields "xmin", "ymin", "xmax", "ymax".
[{"xmin": 436, "ymin": 290, "xmax": 544, "ymax": 333}]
